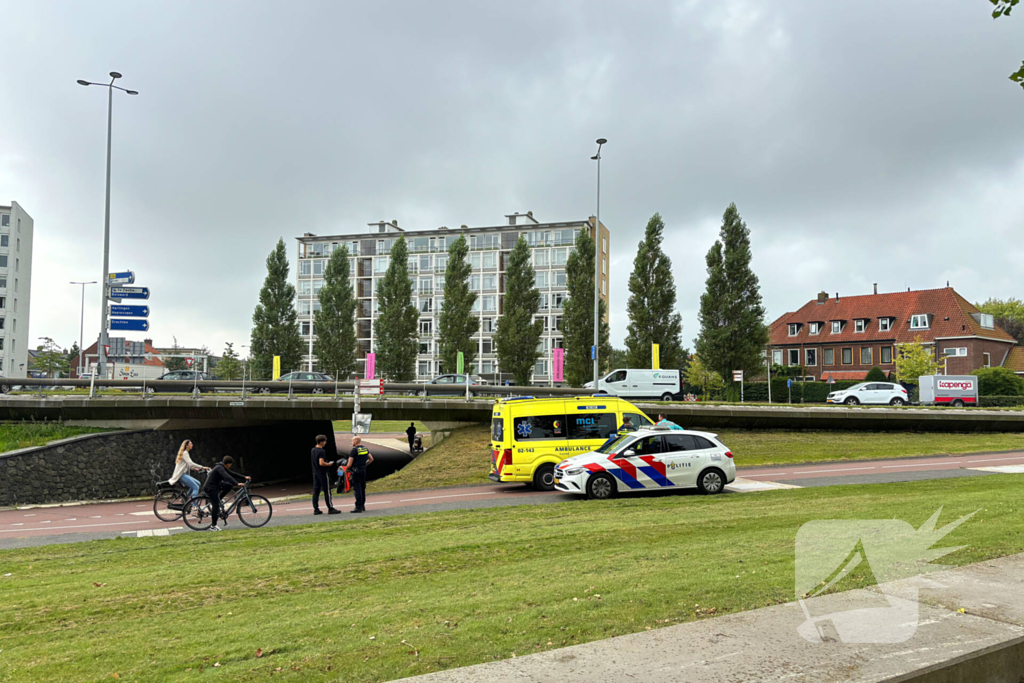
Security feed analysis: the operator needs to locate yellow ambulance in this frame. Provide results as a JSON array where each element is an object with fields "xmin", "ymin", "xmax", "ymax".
[{"xmin": 489, "ymin": 396, "xmax": 654, "ymax": 490}]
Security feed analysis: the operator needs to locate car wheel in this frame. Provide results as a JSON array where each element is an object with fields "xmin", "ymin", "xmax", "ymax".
[
  {"xmin": 258, "ymin": 387, "xmax": 271, "ymax": 395},
  {"xmin": 533, "ymin": 464, "xmax": 556, "ymax": 491},
  {"xmin": 660, "ymin": 392, "xmax": 674, "ymax": 402},
  {"xmin": 951, "ymin": 399, "xmax": 965, "ymax": 408},
  {"xmin": 0, "ymin": 383, "xmax": 10, "ymax": 394},
  {"xmin": 586, "ymin": 473, "xmax": 616, "ymax": 500},
  {"xmin": 312, "ymin": 387, "xmax": 324, "ymax": 395},
  {"xmin": 697, "ymin": 468, "xmax": 726, "ymax": 495},
  {"xmin": 844, "ymin": 396, "xmax": 859, "ymax": 405},
  {"xmin": 889, "ymin": 397, "xmax": 905, "ymax": 406}
]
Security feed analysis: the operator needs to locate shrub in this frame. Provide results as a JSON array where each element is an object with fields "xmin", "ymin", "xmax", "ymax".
[
  {"xmin": 864, "ymin": 366, "xmax": 888, "ymax": 382},
  {"xmin": 979, "ymin": 395, "xmax": 1024, "ymax": 407},
  {"xmin": 971, "ymin": 367, "xmax": 1024, "ymax": 396}
]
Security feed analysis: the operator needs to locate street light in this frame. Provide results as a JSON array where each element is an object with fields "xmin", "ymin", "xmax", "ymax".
[
  {"xmin": 69, "ymin": 281, "xmax": 97, "ymax": 377},
  {"xmin": 590, "ymin": 138, "xmax": 607, "ymax": 385},
  {"xmin": 77, "ymin": 71, "xmax": 138, "ymax": 379}
]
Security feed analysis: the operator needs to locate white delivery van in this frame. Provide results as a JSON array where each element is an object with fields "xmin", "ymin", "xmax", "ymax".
[
  {"xmin": 584, "ymin": 368, "xmax": 681, "ymax": 401},
  {"xmin": 918, "ymin": 375, "xmax": 978, "ymax": 407}
]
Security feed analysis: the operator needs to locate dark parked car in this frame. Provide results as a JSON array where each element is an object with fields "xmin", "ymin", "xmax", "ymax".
[
  {"xmin": 421, "ymin": 374, "xmax": 484, "ymax": 397},
  {"xmin": 257, "ymin": 371, "xmax": 335, "ymax": 394},
  {"xmin": 151, "ymin": 370, "xmax": 212, "ymax": 393}
]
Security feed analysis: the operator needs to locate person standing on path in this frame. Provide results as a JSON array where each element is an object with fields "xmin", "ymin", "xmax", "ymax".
[
  {"xmin": 311, "ymin": 434, "xmax": 340, "ymax": 515},
  {"xmin": 345, "ymin": 436, "xmax": 374, "ymax": 513},
  {"xmin": 405, "ymin": 422, "xmax": 417, "ymax": 454}
]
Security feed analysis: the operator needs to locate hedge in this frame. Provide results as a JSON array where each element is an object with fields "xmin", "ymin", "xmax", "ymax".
[
  {"xmin": 979, "ymin": 395, "xmax": 1024, "ymax": 408},
  {"xmin": 743, "ymin": 380, "xmax": 862, "ymax": 403}
]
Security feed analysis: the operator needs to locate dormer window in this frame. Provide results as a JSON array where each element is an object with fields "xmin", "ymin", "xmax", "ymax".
[
  {"xmin": 809, "ymin": 322, "xmax": 822, "ymax": 335},
  {"xmin": 973, "ymin": 313, "xmax": 995, "ymax": 329},
  {"xmin": 879, "ymin": 317, "xmax": 892, "ymax": 332},
  {"xmin": 831, "ymin": 321, "xmax": 843, "ymax": 334},
  {"xmin": 788, "ymin": 323, "xmax": 800, "ymax": 337},
  {"xmin": 910, "ymin": 314, "xmax": 930, "ymax": 330},
  {"xmin": 854, "ymin": 319, "xmax": 868, "ymax": 333}
]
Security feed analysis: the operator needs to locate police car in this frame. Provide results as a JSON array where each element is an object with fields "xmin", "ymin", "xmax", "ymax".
[{"xmin": 554, "ymin": 427, "xmax": 736, "ymax": 500}]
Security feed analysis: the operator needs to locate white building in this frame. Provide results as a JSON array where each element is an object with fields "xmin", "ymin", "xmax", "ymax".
[
  {"xmin": 0, "ymin": 202, "xmax": 33, "ymax": 378},
  {"xmin": 295, "ymin": 212, "xmax": 610, "ymax": 383}
]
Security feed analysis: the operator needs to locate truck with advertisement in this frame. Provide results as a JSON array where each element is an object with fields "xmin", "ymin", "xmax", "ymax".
[
  {"xmin": 918, "ymin": 375, "xmax": 978, "ymax": 407},
  {"xmin": 113, "ymin": 363, "xmax": 166, "ymax": 381}
]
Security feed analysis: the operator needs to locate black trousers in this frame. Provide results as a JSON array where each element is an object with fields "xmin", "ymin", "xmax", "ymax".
[
  {"xmin": 408, "ymin": 434, "xmax": 415, "ymax": 452},
  {"xmin": 312, "ymin": 472, "xmax": 334, "ymax": 511},
  {"xmin": 204, "ymin": 485, "xmax": 232, "ymax": 526},
  {"xmin": 352, "ymin": 469, "xmax": 367, "ymax": 510}
]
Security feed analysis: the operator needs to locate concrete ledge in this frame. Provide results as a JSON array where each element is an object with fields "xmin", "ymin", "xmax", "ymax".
[{"xmin": 398, "ymin": 553, "xmax": 1024, "ymax": 683}]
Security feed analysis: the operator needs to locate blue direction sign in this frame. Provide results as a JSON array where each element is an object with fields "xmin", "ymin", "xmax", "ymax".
[
  {"xmin": 109, "ymin": 305, "xmax": 149, "ymax": 318},
  {"xmin": 108, "ymin": 286, "xmax": 150, "ymax": 300},
  {"xmin": 108, "ymin": 271, "xmax": 135, "ymax": 285},
  {"xmin": 110, "ymin": 318, "xmax": 150, "ymax": 332}
]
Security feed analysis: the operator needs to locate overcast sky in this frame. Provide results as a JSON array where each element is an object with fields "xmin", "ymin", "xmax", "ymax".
[{"xmin": 1, "ymin": 0, "xmax": 1021, "ymax": 357}]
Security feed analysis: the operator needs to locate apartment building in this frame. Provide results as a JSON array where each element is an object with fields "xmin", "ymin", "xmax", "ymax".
[
  {"xmin": 296, "ymin": 212, "xmax": 610, "ymax": 383},
  {"xmin": 767, "ymin": 286, "xmax": 1017, "ymax": 380},
  {"xmin": 0, "ymin": 202, "xmax": 33, "ymax": 378}
]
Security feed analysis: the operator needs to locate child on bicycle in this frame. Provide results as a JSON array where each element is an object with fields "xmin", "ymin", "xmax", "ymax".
[{"xmin": 203, "ymin": 456, "xmax": 250, "ymax": 531}]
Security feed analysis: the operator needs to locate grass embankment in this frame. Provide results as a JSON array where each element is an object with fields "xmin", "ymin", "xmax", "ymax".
[
  {"xmin": 1, "ymin": 476, "xmax": 1022, "ymax": 682},
  {"xmin": 368, "ymin": 425, "xmax": 491, "ymax": 493},
  {"xmin": 0, "ymin": 421, "xmax": 113, "ymax": 453},
  {"xmin": 333, "ymin": 420, "xmax": 429, "ymax": 434}
]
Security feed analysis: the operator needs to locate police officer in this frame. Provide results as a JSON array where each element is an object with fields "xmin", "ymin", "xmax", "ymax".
[
  {"xmin": 345, "ymin": 436, "xmax": 374, "ymax": 513},
  {"xmin": 311, "ymin": 434, "xmax": 340, "ymax": 515},
  {"xmin": 600, "ymin": 416, "xmax": 636, "ymax": 450}
]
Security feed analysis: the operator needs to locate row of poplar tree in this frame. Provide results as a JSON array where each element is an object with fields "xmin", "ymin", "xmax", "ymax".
[{"xmin": 246, "ymin": 202, "xmax": 768, "ymax": 388}]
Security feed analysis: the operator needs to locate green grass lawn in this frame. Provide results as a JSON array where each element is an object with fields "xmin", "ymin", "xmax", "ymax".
[
  {"xmin": 0, "ymin": 421, "xmax": 113, "ymax": 453},
  {"xmin": 333, "ymin": 419, "xmax": 429, "ymax": 434},
  {"xmin": 2, "ymin": 475, "xmax": 1023, "ymax": 682},
  {"xmin": 368, "ymin": 425, "xmax": 491, "ymax": 493}
]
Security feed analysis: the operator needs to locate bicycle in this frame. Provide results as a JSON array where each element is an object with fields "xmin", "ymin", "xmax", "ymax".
[
  {"xmin": 181, "ymin": 481, "xmax": 273, "ymax": 531},
  {"xmin": 153, "ymin": 469, "xmax": 210, "ymax": 522}
]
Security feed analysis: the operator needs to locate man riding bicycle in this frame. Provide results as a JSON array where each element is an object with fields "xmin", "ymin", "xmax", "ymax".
[{"xmin": 203, "ymin": 456, "xmax": 250, "ymax": 531}]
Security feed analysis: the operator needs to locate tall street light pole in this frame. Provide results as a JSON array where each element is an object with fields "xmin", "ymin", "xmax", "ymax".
[
  {"xmin": 591, "ymin": 138, "xmax": 607, "ymax": 386},
  {"xmin": 70, "ymin": 281, "xmax": 97, "ymax": 377},
  {"xmin": 77, "ymin": 72, "xmax": 138, "ymax": 379}
]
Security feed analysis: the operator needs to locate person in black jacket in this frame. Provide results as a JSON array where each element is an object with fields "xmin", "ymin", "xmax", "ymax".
[
  {"xmin": 311, "ymin": 434, "xmax": 340, "ymax": 515},
  {"xmin": 345, "ymin": 436, "xmax": 374, "ymax": 513},
  {"xmin": 203, "ymin": 456, "xmax": 249, "ymax": 531},
  {"xmin": 405, "ymin": 423, "xmax": 417, "ymax": 454}
]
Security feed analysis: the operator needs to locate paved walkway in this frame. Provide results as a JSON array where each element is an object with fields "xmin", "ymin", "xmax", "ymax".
[{"xmin": 398, "ymin": 552, "xmax": 1024, "ymax": 682}]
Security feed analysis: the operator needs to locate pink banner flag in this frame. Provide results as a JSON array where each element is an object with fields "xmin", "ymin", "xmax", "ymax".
[
  {"xmin": 366, "ymin": 353, "xmax": 376, "ymax": 380},
  {"xmin": 552, "ymin": 348, "xmax": 565, "ymax": 383}
]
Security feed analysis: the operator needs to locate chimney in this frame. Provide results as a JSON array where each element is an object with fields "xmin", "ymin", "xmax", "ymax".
[
  {"xmin": 873, "ymin": 283, "xmax": 878, "ymax": 295},
  {"xmin": 836, "ymin": 292, "xmax": 840, "ymax": 302},
  {"xmin": 816, "ymin": 291, "xmax": 828, "ymax": 304},
  {"xmin": 460, "ymin": 225, "xmax": 467, "ymax": 228},
  {"xmin": 392, "ymin": 220, "xmax": 398, "ymax": 226},
  {"xmin": 527, "ymin": 210, "xmax": 533, "ymax": 217}
]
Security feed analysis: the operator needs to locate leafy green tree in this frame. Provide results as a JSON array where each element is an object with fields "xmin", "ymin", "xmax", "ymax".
[
  {"xmin": 250, "ymin": 239, "xmax": 304, "ymax": 379},
  {"xmin": 989, "ymin": 1, "xmax": 1024, "ymax": 90},
  {"xmin": 562, "ymin": 228, "xmax": 611, "ymax": 386},
  {"xmin": 695, "ymin": 203, "xmax": 769, "ymax": 381},
  {"xmin": 864, "ymin": 366, "xmax": 888, "ymax": 382},
  {"xmin": 895, "ymin": 336, "xmax": 940, "ymax": 384},
  {"xmin": 971, "ymin": 366, "xmax": 1024, "ymax": 396},
  {"xmin": 162, "ymin": 337, "xmax": 189, "ymax": 372},
  {"xmin": 684, "ymin": 353, "xmax": 725, "ymax": 400},
  {"xmin": 217, "ymin": 342, "xmax": 243, "ymax": 380},
  {"xmin": 607, "ymin": 347, "xmax": 629, "ymax": 370},
  {"xmin": 314, "ymin": 245, "xmax": 358, "ymax": 379},
  {"xmin": 625, "ymin": 213, "xmax": 686, "ymax": 371},
  {"xmin": 66, "ymin": 342, "xmax": 80, "ymax": 367},
  {"xmin": 437, "ymin": 235, "xmax": 478, "ymax": 374},
  {"xmin": 374, "ymin": 235, "xmax": 419, "ymax": 382},
  {"xmin": 495, "ymin": 236, "xmax": 543, "ymax": 385},
  {"xmin": 33, "ymin": 337, "xmax": 69, "ymax": 378},
  {"xmin": 977, "ymin": 297, "xmax": 1024, "ymax": 345}
]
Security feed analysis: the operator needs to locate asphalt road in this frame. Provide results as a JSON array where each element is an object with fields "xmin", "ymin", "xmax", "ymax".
[{"xmin": 3, "ymin": 449, "xmax": 1023, "ymax": 550}]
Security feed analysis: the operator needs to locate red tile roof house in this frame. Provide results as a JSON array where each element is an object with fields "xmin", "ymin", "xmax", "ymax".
[{"xmin": 767, "ymin": 287, "xmax": 1019, "ymax": 382}]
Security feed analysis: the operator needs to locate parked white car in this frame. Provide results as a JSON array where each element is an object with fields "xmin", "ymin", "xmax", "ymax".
[
  {"xmin": 554, "ymin": 427, "xmax": 736, "ymax": 499},
  {"xmin": 827, "ymin": 382, "xmax": 909, "ymax": 406}
]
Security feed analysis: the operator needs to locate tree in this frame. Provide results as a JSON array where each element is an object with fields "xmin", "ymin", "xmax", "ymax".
[
  {"xmin": 607, "ymin": 347, "xmax": 629, "ymax": 370},
  {"xmin": 684, "ymin": 354, "xmax": 725, "ymax": 401},
  {"xmin": 977, "ymin": 297, "xmax": 1024, "ymax": 345},
  {"xmin": 33, "ymin": 337, "xmax": 69, "ymax": 378},
  {"xmin": 989, "ymin": 0, "xmax": 1024, "ymax": 91},
  {"xmin": 562, "ymin": 227, "xmax": 611, "ymax": 386},
  {"xmin": 66, "ymin": 342, "xmax": 80, "ymax": 367},
  {"xmin": 437, "ymin": 235, "xmax": 478, "ymax": 374},
  {"xmin": 694, "ymin": 203, "xmax": 769, "ymax": 381},
  {"xmin": 314, "ymin": 245, "xmax": 358, "ymax": 379},
  {"xmin": 250, "ymin": 239, "xmax": 304, "ymax": 379},
  {"xmin": 864, "ymin": 366, "xmax": 888, "ymax": 382},
  {"xmin": 971, "ymin": 366, "xmax": 1024, "ymax": 396},
  {"xmin": 374, "ymin": 235, "xmax": 419, "ymax": 382},
  {"xmin": 495, "ymin": 236, "xmax": 543, "ymax": 385},
  {"xmin": 895, "ymin": 336, "xmax": 940, "ymax": 384},
  {"xmin": 161, "ymin": 337, "xmax": 189, "ymax": 372},
  {"xmin": 625, "ymin": 213, "xmax": 686, "ymax": 371},
  {"xmin": 217, "ymin": 342, "xmax": 243, "ymax": 380}
]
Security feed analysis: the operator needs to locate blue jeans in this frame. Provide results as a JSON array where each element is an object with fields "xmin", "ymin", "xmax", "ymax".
[{"xmin": 179, "ymin": 474, "xmax": 200, "ymax": 498}]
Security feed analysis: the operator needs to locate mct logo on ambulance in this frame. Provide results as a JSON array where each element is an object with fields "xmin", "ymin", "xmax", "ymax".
[{"xmin": 490, "ymin": 396, "xmax": 654, "ymax": 491}]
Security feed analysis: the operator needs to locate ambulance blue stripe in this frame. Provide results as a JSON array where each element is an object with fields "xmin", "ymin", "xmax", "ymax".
[
  {"xmin": 610, "ymin": 468, "xmax": 645, "ymax": 489},
  {"xmin": 639, "ymin": 466, "xmax": 673, "ymax": 488}
]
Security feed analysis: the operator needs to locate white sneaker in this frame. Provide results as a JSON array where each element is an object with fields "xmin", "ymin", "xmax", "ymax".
[{"xmin": 209, "ymin": 526, "xmax": 221, "ymax": 532}]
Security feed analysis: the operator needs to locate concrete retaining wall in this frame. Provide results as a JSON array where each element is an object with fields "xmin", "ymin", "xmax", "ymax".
[{"xmin": 0, "ymin": 420, "xmax": 335, "ymax": 507}]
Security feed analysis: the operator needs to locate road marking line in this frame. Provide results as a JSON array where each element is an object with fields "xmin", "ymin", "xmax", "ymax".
[
  {"xmin": 365, "ymin": 501, "xmax": 393, "ymax": 506},
  {"xmin": 23, "ymin": 514, "xmax": 35, "ymax": 517},
  {"xmin": 966, "ymin": 456, "xmax": 1024, "ymax": 464},
  {"xmin": 397, "ymin": 492, "xmax": 500, "ymax": 503},
  {"xmin": 0, "ymin": 520, "xmax": 150, "ymax": 534},
  {"xmin": 10, "ymin": 523, "xmax": 23, "ymax": 526},
  {"xmin": 129, "ymin": 511, "xmax": 156, "ymax": 516},
  {"xmin": 788, "ymin": 466, "xmax": 879, "ymax": 475},
  {"xmin": 40, "ymin": 520, "xmax": 50, "ymax": 524},
  {"xmin": 63, "ymin": 518, "xmax": 77, "ymax": 521},
  {"xmin": 881, "ymin": 462, "xmax": 962, "ymax": 469}
]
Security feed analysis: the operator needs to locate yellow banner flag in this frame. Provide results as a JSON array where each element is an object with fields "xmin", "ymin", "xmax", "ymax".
[
  {"xmin": 652, "ymin": 344, "xmax": 660, "ymax": 370},
  {"xmin": 273, "ymin": 355, "xmax": 281, "ymax": 380}
]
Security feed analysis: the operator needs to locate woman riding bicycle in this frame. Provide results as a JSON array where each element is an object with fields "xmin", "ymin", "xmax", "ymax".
[{"xmin": 169, "ymin": 440, "xmax": 208, "ymax": 499}]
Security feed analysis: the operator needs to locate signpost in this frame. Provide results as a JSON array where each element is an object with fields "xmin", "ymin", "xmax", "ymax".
[
  {"xmin": 732, "ymin": 370, "xmax": 744, "ymax": 403},
  {"xmin": 787, "ymin": 378, "xmax": 792, "ymax": 404},
  {"xmin": 109, "ymin": 319, "xmax": 149, "ymax": 332},
  {"xmin": 185, "ymin": 358, "xmax": 194, "ymax": 368},
  {"xmin": 107, "ymin": 271, "xmax": 135, "ymax": 285},
  {"xmin": 108, "ymin": 286, "xmax": 150, "ymax": 300},
  {"xmin": 358, "ymin": 379, "xmax": 383, "ymax": 396},
  {"xmin": 109, "ymin": 305, "xmax": 149, "ymax": 318}
]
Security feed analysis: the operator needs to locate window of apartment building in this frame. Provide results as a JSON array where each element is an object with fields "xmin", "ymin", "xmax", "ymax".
[
  {"xmin": 435, "ymin": 254, "xmax": 447, "ymax": 272},
  {"xmin": 481, "ymin": 338, "xmax": 493, "ymax": 354},
  {"xmin": 536, "ymin": 316, "xmax": 550, "ymax": 332},
  {"xmin": 419, "ymin": 298, "xmax": 433, "ymax": 314},
  {"xmin": 0, "ymin": 236, "xmax": 7, "ymax": 247},
  {"xmin": 842, "ymin": 348, "xmax": 853, "ymax": 365},
  {"xmin": 788, "ymin": 323, "xmax": 800, "ymax": 337},
  {"xmin": 601, "ymin": 280, "xmax": 606, "ymax": 296},
  {"xmin": 809, "ymin": 322, "xmax": 822, "ymax": 335},
  {"xmin": 298, "ymin": 280, "xmax": 312, "ymax": 296},
  {"xmin": 602, "ymin": 236, "xmax": 608, "ymax": 254},
  {"xmin": 482, "ymin": 317, "xmax": 494, "ymax": 333},
  {"xmin": 534, "ymin": 249, "xmax": 550, "ymax": 268},
  {"xmin": 854, "ymin": 319, "xmax": 867, "ymax": 333},
  {"xmin": 788, "ymin": 349, "xmax": 800, "ymax": 365},
  {"xmin": 312, "ymin": 301, "xmax": 320, "ymax": 313},
  {"xmin": 418, "ymin": 360, "xmax": 431, "ymax": 376},
  {"xmin": 602, "ymin": 257, "xmax": 607, "ymax": 275},
  {"xmin": 0, "ymin": 318, "xmax": 5, "ymax": 330},
  {"xmin": 942, "ymin": 347, "xmax": 967, "ymax": 357},
  {"xmin": 823, "ymin": 348, "xmax": 835, "ymax": 365},
  {"xmin": 298, "ymin": 300, "xmax": 311, "ymax": 315},
  {"xmin": 881, "ymin": 346, "xmax": 893, "ymax": 364},
  {"xmin": 0, "ymin": 215, "xmax": 7, "ymax": 227},
  {"xmin": 419, "ymin": 340, "xmax": 431, "ymax": 355},
  {"xmin": 0, "ymin": 339, "xmax": 4, "ymax": 351},
  {"xmin": 772, "ymin": 350, "xmax": 783, "ymax": 366},
  {"xmin": 470, "ymin": 253, "xmax": 481, "ymax": 270},
  {"xmin": 535, "ymin": 271, "xmax": 549, "ymax": 288},
  {"xmin": 418, "ymin": 319, "xmax": 433, "ymax": 335},
  {"xmin": 534, "ymin": 359, "xmax": 548, "ymax": 377},
  {"xmin": 13, "ymin": 279, "xmax": 17, "ymax": 292},
  {"xmin": 374, "ymin": 257, "xmax": 388, "ymax": 274},
  {"xmin": 552, "ymin": 248, "xmax": 568, "ymax": 266},
  {"xmin": 482, "ymin": 295, "xmax": 496, "ymax": 312},
  {"xmin": 408, "ymin": 237, "xmax": 430, "ymax": 252},
  {"xmin": 984, "ymin": 352, "xmax": 991, "ymax": 367},
  {"xmin": 806, "ymin": 349, "xmax": 817, "ymax": 366},
  {"xmin": 879, "ymin": 318, "xmax": 892, "ymax": 332},
  {"xmin": 469, "ymin": 274, "xmax": 480, "ymax": 290},
  {"xmin": 0, "ymin": 255, "xmax": 8, "ymax": 268},
  {"xmin": 501, "ymin": 232, "xmax": 518, "ymax": 249},
  {"xmin": 471, "ymin": 298, "xmax": 480, "ymax": 313},
  {"xmin": 418, "ymin": 255, "xmax": 431, "ymax": 271},
  {"xmin": 471, "ymin": 234, "xmax": 500, "ymax": 250},
  {"xmin": 435, "ymin": 275, "xmax": 445, "ymax": 291},
  {"xmin": 553, "ymin": 292, "xmax": 566, "ymax": 309},
  {"xmin": 299, "ymin": 321, "xmax": 311, "ymax": 336},
  {"xmin": 417, "ymin": 277, "xmax": 431, "ymax": 294},
  {"xmin": 312, "ymin": 259, "xmax": 323, "ymax": 276},
  {"xmin": 860, "ymin": 347, "xmax": 872, "ymax": 364},
  {"xmin": 0, "ymin": 278, "xmax": 6, "ymax": 288},
  {"xmin": 526, "ymin": 230, "xmax": 551, "ymax": 247},
  {"xmin": 538, "ymin": 293, "xmax": 549, "ymax": 310},
  {"xmin": 910, "ymin": 314, "xmax": 929, "ymax": 329},
  {"xmin": 831, "ymin": 321, "xmax": 843, "ymax": 334},
  {"xmin": 481, "ymin": 360, "xmax": 496, "ymax": 374},
  {"xmin": 312, "ymin": 280, "xmax": 324, "ymax": 297},
  {"xmin": 554, "ymin": 316, "xmax": 564, "ymax": 331},
  {"xmin": 481, "ymin": 274, "xmax": 497, "ymax": 290},
  {"xmin": 482, "ymin": 252, "xmax": 497, "ymax": 269},
  {"xmin": 376, "ymin": 239, "xmax": 392, "ymax": 255}
]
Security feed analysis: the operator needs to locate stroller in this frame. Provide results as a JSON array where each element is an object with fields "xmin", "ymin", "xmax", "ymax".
[{"xmin": 411, "ymin": 434, "xmax": 424, "ymax": 455}]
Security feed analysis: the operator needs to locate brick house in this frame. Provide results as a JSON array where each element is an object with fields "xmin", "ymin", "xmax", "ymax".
[{"xmin": 767, "ymin": 287, "xmax": 1018, "ymax": 381}]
